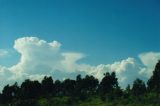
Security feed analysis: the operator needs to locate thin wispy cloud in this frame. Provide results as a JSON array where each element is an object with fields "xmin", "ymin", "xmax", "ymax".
[{"xmin": 0, "ymin": 49, "xmax": 9, "ymax": 57}]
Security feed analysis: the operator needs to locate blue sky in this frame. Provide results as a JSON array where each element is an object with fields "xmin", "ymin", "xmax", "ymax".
[
  {"xmin": 0, "ymin": 0, "xmax": 160, "ymax": 88},
  {"xmin": 0, "ymin": 0, "xmax": 160, "ymax": 65}
]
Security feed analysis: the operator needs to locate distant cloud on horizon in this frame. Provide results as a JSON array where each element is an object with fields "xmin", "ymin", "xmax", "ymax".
[{"xmin": 0, "ymin": 36, "xmax": 159, "ymax": 90}]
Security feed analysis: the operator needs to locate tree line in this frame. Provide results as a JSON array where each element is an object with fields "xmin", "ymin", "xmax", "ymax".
[{"xmin": 0, "ymin": 60, "xmax": 160, "ymax": 106}]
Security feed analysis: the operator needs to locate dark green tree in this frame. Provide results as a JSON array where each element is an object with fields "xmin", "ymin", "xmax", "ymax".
[
  {"xmin": 54, "ymin": 80, "xmax": 62, "ymax": 96},
  {"xmin": 2, "ymin": 85, "xmax": 13, "ymax": 103},
  {"xmin": 99, "ymin": 72, "xmax": 118, "ymax": 93},
  {"xmin": 147, "ymin": 60, "xmax": 160, "ymax": 92},
  {"xmin": 74, "ymin": 75, "xmax": 99, "ymax": 100},
  {"xmin": 21, "ymin": 79, "xmax": 41, "ymax": 99},
  {"xmin": 0, "ymin": 93, "xmax": 2, "ymax": 104},
  {"xmin": 123, "ymin": 84, "xmax": 131, "ymax": 98},
  {"xmin": 75, "ymin": 74, "xmax": 86, "ymax": 100},
  {"xmin": 98, "ymin": 72, "xmax": 118, "ymax": 101},
  {"xmin": 62, "ymin": 79, "xmax": 76, "ymax": 96},
  {"xmin": 41, "ymin": 76, "xmax": 55, "ymax": 96},
  {"xmin": 2, "ymin": 83, "xmax": 19, "ymax": 103},
  {"xmin": 126, "ymin": 84, "xmax": 131, "ymax": 94},
  {"xmin": 132, "ymin": 78, "xmax": 146, "ymax": 96},
  {"xmin": 82, "ymin": 75, "xmax": 99, "ymax": 95}
]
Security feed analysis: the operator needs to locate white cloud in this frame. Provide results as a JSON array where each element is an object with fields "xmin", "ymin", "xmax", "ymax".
[
  {"xmin": 0, "ymin": 65, "xmax": 14, "ymax": 90},
  {"xmin": 61, "ymin": 53, "xmax": 86, "ymax": 72},
  {"xmin": 90, "ymin": 58, "xmax": 143, "ymax": 87},
  {"xmin": 11, "ymin": 37, "xmax": 63, "ymax": 75},
  {"xmin": 139, "ymin": 52, "xmax": 160, "ymax": 77},
  {"xmin": 0, "ymin": 36, "xmax": 159, "ymax": 90},
  {"xmin": 10, "ymin": 37, "xmax": 88, "ymax": 82}
]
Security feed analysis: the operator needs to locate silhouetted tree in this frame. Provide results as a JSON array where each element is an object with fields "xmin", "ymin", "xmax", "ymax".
[
  {"xmin": 124, "ymin": 84, "xmax": 131, "ymax": 98},
  {"xmin": 62, "ymin": 79, "xmax": 76, "ymax": 96},
  {"xmin": 2, "ymin": 85, "xmax": 13, "ymax": 103},
  {"xmin": 76, "ymin": 74, "xmax": 82, "ymax": 82},
  {"xmin": 132, "ymin": 78, "xmax": 146, "ymax": 96},
  {"xmin": 21, "ymin": 79, "xmax": 41, "ymax": 99},
  {"xmin": 2, "ymin": 83, "xmax": 19, "ymax": 103},
  {"xmin": 54, "ymin": 80, "xmax": 62, "ymax": 96},
  {"xmin": 82, "ymin": 75, "xmax": 99, "ymax": 95},
  {"xmin": 113, "ymin": 86, "xmax": 123, "ymax": 98},
  {"xmin": 41, "ymin": 76, "xmax": 55, "ymax": 96},
  {"xmin": 0, "ymin": 93, "xmax": 2, "ymax": 104},
  {"xmin": 147, "ymin": 60, "xmax": 160, "ymax": 92},
  {"xmin": 99, "ymin": 72, "xmax": 118, "ymax": 93},
  {"xmin": 126, "ymin": 84, "xmax": 131, "ymax": 94},
  {"xmin": 74, "ymin": 74, "xmax": 86, "ymax": 100},
  {"xmin": 2, "ymin": 61, "xmax": 160, "ymax": 106},
  {"xmin": 74, "ymin": 74, "xmax": 99, "ymax": 100},
  {"xmin": 98, "ymin": 72, "xmax": 118, "ymax": 101}
]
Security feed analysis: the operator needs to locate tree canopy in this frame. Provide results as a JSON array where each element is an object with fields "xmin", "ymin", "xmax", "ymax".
[{"xmin": 0, "ymin": 60, "xmax": 160, "ymax": 106}]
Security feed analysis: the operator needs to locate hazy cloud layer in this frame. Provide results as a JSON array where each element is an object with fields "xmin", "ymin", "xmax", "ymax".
[
  {"xmin": 0, "ymin": 37, "xmax": 159, "ymax": 90},
  {"xmin": 0, "ymin": 49, "xmax": 9, "ymax": 57}
]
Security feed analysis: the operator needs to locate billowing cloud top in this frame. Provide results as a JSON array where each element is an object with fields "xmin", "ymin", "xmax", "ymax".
[{"xmin": 0, "ymin": 37, "xmax": 159, "ymax": 90}]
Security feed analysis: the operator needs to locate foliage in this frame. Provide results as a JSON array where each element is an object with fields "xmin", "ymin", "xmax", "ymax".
[
  {"xmin": 0, "ymin": 60, "xmax": 160, "ymax": 106},
  {"xmin": 148, "ymin": 60, "xmax": 160, "ymax": 92},
  {"xmin": 132, "ymin": 78, "xmax": 146, "ymax": 96}
]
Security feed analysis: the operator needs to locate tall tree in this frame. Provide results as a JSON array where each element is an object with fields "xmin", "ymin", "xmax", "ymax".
[
  {"xmin": 21, "ymin": 79, "xmax": 41, "ymax": 99},
  {"xmin": 75, "ymin": 74, "xmax": 86, "ymax": 100},
  {"xmin": 132, "ymin": 78, "xmax": 146, "ymax": 96},
  {"xmin": 2, "ymin": 85, "xmax": 14, "ymax": 103},
  {"xmin": 99, "ymin": 72, "xmax": 118, "ymax": 93},
  {"xmin": 54, "ymin": 80, "xmax": 62, "ymax": 96},
  {"xmin": 82, "ymin": 75, "xmax": 99, "ymax": 95},
  {"xmin": 98, "ymin": 72, "xmax": 118, "ymax": 101},
  {"xmin": 147, "ymin": 60, "xmax": 160, "ymax": 92},
  {"xmin": 41, "ymin": 76, "xmax": 55, "ymax": 96},
  {"xmin": 62, "ymin": 79, "xmax": 76, "ymax": 96},
  {"xmin": 2, "ymin": 83, "xmax": 19, "ymax": 103}
]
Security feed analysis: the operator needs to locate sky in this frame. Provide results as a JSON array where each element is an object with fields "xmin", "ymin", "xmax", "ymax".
[{"xmin": 0, "ymin": 0, "xmax": 160, "ymax": 90}]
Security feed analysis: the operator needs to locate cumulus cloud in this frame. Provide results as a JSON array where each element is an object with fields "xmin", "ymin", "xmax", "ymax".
[
  {"xmin": 139, "ymin": 52, "xmax": 160, "ymax": 77},
  {"xmin": 61, "ymin": 53, "xmax": 86, "ymax": 72},
  {"xmin": 10, "ymin": 37, "xmax": 88, "ymax": 80},
  {"xmin": 0, "ymin": 65, "xmax": 14, "ymax": 90},
  {"xmin": 90, "ymin": 58, "xmax": 144, "ymax": 87},
  {"xmin": 0, "ymin": 36, "xmax": 159, "ymax": 90},
  {"xmin": 11, "ymin": 37, "xmax": 63, "ymax": 75}
]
